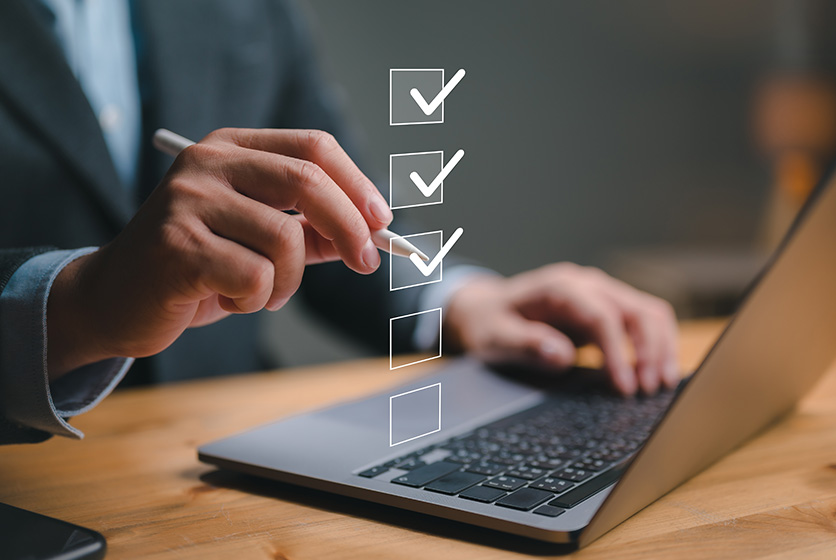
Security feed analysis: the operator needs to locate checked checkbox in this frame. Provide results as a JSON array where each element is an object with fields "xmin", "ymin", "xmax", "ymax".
[
  {"xmin": 409, "ymin": 228, "xmax": 463, "ymax": 278},
  {"xmin": 390, "ymin": 68, "xmax": 465, "ymax": 126},
  {"xmin": 390, "ymin": 150, "xmax": 463, "ymax": 209},
  {"xmin": 390, "ymin": 231, "xmax": 443, "ymax": 291}
]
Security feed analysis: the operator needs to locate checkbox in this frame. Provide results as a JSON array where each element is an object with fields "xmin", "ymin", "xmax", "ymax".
[
  {"xmin": 389, "ymin": 308, "xmax": 442, "ymax": 370},
  {"xmin": 390, "ymin": 383, "xmax": 441, "ymax": 446},
  {"xmin": 390, "ymin": 231, "xmax": 442, "ymax": 291},
  {"xmin": 390, "ymin": 69, "xmax": 445, "ymax": 126},
  {"xmin": 390, "ymin": 151, "xmax": 444, "ymax": 210}
]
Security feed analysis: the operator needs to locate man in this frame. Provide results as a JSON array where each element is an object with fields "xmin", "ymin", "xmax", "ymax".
[{"xmin": 0, "ymin": 0, "xmax": 678, "ymax": 444}]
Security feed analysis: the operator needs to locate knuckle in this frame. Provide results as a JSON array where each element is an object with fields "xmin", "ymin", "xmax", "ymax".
[
  {"xmin": 158, "ymin": 219, "xmax": 201, "ymax": 257},
  {"xmin": 162, "ymin": 175, "xmax": 202, "ymax": 202},
  {"xmin": 241, "ymin": 258, "xmax": 274, "ymax": 295},
  {"xmin": 582, "ymin": 265, "xmax": 608, "ymax": 281},
  {"xmin": 177, "ymin": 141, "xmax": 228, "ymax": 168},
  {"xmin": 294, "ymin": 160, "xmax": 328, "ymax": 191},
  {"xmin": 653, "ymin": 298, "xmax": 677, "ymax": 320},
  {"xmin": 585, "ymin": 308, "xmax": 612, "ymax": 331},
  {"xmin": 203, "ymin": 127, "xmax": 238, "ymax": 144},
  {"xmin": 547, "ymin": 261, "xmax": 580, "ymax": 278},
  {"xmin": 269, "ymin": 213, "xmax": 304, "ymax": 251},
  {"xmin": 301, "ymin": 129, "xmax": 339, "ymax": 159},
  {"xmin": 157, "ymin": 221, "xmax": 208, "ymax": 287}
]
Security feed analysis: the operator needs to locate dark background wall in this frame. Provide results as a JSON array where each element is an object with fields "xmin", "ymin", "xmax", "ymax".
[{"xmin": 263, "ymin": 0, "xmax": 822, "ymax": 365}]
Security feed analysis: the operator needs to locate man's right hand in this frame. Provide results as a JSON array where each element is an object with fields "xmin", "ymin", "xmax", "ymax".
[{"xmin": 46, "ymin": 128, "xmax": 392, "ymax": 380}]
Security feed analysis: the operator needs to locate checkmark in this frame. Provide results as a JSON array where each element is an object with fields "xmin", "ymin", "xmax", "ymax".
[
  {"xmin": 409, "ymin": 149, "xmax": 465, "ymax": 198},
  {"xmin": 409, "ymin": 228, "xmax": 464, "ymax": 277},
  {"xmin": 410, "ymin": 69, "xmax": 466, "ymax": 116}
]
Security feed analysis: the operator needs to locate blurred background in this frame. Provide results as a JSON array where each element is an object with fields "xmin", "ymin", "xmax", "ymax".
[{"xmin": 263, "ymin": 0, "xmax": 836, "ymax": 366}]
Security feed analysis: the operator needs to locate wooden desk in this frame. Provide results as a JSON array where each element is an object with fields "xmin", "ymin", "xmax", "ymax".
[{"xmin": 2, "ymin": 320, "xmax": 836, "ymax": 559}]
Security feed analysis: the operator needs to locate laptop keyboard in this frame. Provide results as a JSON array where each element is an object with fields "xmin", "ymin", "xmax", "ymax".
[{"xmin": 357, "ymin": 385, "xmax": 676, "ymax": 518}]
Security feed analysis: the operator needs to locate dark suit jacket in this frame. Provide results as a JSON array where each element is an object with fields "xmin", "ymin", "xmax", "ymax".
[{"xmin": 0, "ymin": 0, "xmax": 422, "ymax": 426}]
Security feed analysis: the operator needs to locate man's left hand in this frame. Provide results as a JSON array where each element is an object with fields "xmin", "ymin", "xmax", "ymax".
[{"xmin": 443, "ymin": 263, "xmax": 679, "ymax": 395}]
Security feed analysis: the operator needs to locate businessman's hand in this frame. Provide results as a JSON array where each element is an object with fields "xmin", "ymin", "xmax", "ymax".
[
  {"xmin": 444, "ymin": 263, "xmax": 679, "ymax": 395},
  {"xmin": 47, "ymin": 128, "xmax": 392, "ymax": 379}
]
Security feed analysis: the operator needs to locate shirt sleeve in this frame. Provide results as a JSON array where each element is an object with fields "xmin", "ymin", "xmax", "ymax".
[{"xmin": 0, "ymin": 248, "xmax": 132, "ymax": 440}]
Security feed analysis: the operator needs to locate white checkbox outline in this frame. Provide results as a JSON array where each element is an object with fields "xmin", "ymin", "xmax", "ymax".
[
  {"xmin": 389, "ymin": 308, "xmax": 442, "ymax": 371},
  {"xmin": 389, "ymin": 150, "xmax": 445, "ymax": 210},
  {"xmin": 389, "ymin": 68, "xmax": 445, "ymax": 126},
  {"xmin": 389, "ymin": 382, "xmax": 442, "ymax": 447},
  {"xmin": 389, "ymin": 231, "xmax": 442, "ymax": 291}
]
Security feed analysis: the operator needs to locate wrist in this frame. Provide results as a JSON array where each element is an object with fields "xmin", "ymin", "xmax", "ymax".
[
  {"xmin": 46, "ymin": 252, "xmax": 111, "ymax": 381},
  {"xmin": 443, "ymin": 275, "xmax": 506, "ymax": 354}
]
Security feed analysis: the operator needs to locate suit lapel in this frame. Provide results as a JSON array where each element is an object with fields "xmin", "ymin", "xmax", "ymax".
[{"xmin": 0, "ymin": 0, "xmax": 136, "ymax": 229}]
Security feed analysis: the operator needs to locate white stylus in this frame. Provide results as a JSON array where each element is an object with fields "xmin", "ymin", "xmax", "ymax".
[{"xmin": 152, "ymin": 129, "xmax": 429, "ymax": 262}]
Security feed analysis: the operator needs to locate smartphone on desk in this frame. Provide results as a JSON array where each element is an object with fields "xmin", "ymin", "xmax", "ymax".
[{"xmin": 0, "ymin": 502, "xmax": 106, "ymax": 560}]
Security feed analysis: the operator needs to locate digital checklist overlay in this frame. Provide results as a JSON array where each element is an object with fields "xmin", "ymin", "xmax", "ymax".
[{"xmin": 385, "ymin": 67, "xmax": 466, "ymax": 447}]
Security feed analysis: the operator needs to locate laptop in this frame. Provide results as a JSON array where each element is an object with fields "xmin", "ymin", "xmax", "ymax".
[{"xmin": 199, "ymin": 171, "xmax": 836, "ymax": 547}]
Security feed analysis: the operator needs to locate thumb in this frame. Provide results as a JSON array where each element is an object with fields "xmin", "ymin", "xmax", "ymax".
[{"xmin": 487, "ymin": 315, "xmax": 577, "ymax": 371}]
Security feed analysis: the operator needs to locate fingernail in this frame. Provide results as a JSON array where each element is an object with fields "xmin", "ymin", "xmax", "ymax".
[
  {"xmin": 266, "ymin": 298, "xmax": 287, "ymax": 312},
  {"xmin": 540, "ymin": 340, "xmax": 562, "ymax": 357},
  {"xmin": 369, "ymin": 198, "xmax": 393, "ymax": 225},
  {"xmin": 621, "ymin": 367, "xmax": 638, "ymax": 395},
  {"xmin": 664, "ymin": 358, "xmax": 679, "ymax": 386},
  {"xmin": 361, "ymin": 238, "xmax": 380, "ymax": 270},
  {"xmin": 640, "ymin": 365, "xmax": 659, "ymax": 394},
  {"xmin": 540, "ymin": 339, "xmax": 571, "ymax": 365}
]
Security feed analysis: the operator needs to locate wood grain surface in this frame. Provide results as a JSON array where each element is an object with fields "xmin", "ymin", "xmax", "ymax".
[{"xmin": 3, "ymin": 320, "xmax": 836, "ymax": 559}]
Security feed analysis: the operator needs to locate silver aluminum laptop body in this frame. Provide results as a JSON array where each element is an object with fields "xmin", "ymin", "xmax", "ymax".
[{"xmin": 199, "ymin": 171, "xmax": 836, "ymax": 546}]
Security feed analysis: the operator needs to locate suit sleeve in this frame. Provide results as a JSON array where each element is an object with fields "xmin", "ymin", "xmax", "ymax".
[
  {"xmin": 0, "ymin": 248, "xmax": 132, "ymax": 445},
  {"xmin": 0, "ymin": 248, "xmax": 54, "ymax": 443}
]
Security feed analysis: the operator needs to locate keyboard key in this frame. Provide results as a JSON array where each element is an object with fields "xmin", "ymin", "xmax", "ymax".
[
  {"xmin": 529, "ymin": 477, "xmax": 575, "ymax": 494},
  {"xmin": 357, "ymin": 465, "xmax": 389, "ymax": 478},
  {"xmin": 464, "ymin": 461, "xmax": 504, "ymax": 476},
  {"xmin": 459, "ymin": 485, "xmax": 507, "ymax": 503},
  {"xmin": 496, "ymin": 488, "xmax": 553, "ymax": 511},
  {"xmin": 505, "ymin": 466, "xmax": 547, "ymax": 480},
  {"xmin": 491, "ymin": 454, "xmax": 525, "ymax": 466},
  {"xmin": 484, "ymin": 476, "xmax": 527, "ymax": 491},
  {"xmin": 553, "ymin": 467, "xmax": 593, "ymax": 482},
  {"xmin": 533, "ymin": 504, "xmax": 566, "ymax": 517},
  {"xmin": 395, "ymin": 457, "xmax": 427, "ymax": 471},
  {"xmin": 391, "ymin": 461, "xmax": 461, "ymax": 488},
  {"xmin": 571, "ymin": 458, "xmax": 609, "ymax": 471},
  {"xmin": 424, "ymin": 472, "xmax": 486, "ymax": 495},
  {"xmin": 447, "ymin": 451, "xmax": 483, "ymax": 464},
  {"xmin": 526, "ymin": 457, "xmax": 564, "ymax": 470}
]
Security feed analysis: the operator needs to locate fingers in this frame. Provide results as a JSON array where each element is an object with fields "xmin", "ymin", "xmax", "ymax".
[
  {"xmin": 187, "ymin": 232, "xmax": 276, "ymax": 314},
  {"xmin": 612, "ymin": 292, "xmax": 665, "ymax": 394},
  {"xmin": 292, "ymin": 214, "xmax": 341, "ymax": 264},
  {"xmin": 214, "ymin": 128, "xmax": 393, "ymax": 229},
  {"xmin": 511, "ymin": 264, "xmax": 678, "ymax": 395},
  {"xmin": 560, "ymin": 295, "xmax": 638, "ymax": 396},
  {"xmin": 484, "ymin": 314, "xmax": 577, "ymax": 371},
  {"xmin": 179, "ymin": 142, "xmax": 378, "ymax": 274},
  {"xmin": 604, "ymin": 282, "xmax": 680, "ymax": 391},
  {"xmin": 200, "ymin": 189, "xmax": 306, "ymax": 311},
  {"xmin": 653, "ymin": 299, "xmax": 680, "ymax": 388},
  {"xmin": 197, "ymin": 128, "xmax": 390, "ymax": 274}
]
